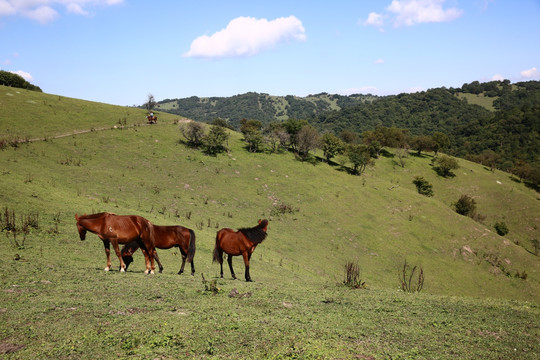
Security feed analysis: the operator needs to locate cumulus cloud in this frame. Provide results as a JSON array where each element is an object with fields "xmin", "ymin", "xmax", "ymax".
[
  {"xmin": 363, "ymin": 0, "xmax": 463, "ymax": 28},
  {"xmin": 184, "ymin": 16, "xmax": 306, "ymax": 59},
  {"xmin": 363, "ymin": 12, "xmax": 384, "ymax": 27},
  {"xmin": 520, "ymin": 67, "xmax": 539, "ymax": 79},
  {"xmin": 0, "ymin": 0, "xmax": 123, "ymax": 24},
  {"xmin": 491, "ymin": 74, "xmax": 504, "ymax": 81},
  {"xmin": 10, "ymin": 70, "xmax": 33, "ymax": 81}
]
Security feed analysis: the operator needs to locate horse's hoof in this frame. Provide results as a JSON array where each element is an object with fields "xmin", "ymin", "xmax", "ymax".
[
  {"xmin": 120, "ymin": 268, "xmax": 125, "ymax": 273},
  {"xmin": 104, "ymin": 267, "xmax": 110, "ymax": 272},
  {"xmin": 150, "ymin": 270, "xmax": 155, "ymax": 275}
]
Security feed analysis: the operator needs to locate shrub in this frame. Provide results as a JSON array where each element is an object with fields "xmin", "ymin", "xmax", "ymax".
[
  {"xmin": 494, "ymin": 221, "xmax": 509, "ymax": 236},
  {"xmin": 453, "ymin": 195, "xmax": 476, "ymax": 217},
  {"xmin": 399, "ymin": 259, "xmax": 424, "ymax": 293},
  {"xmin": 343, "ymin": 262, "xmax": 366, "ymax": 289},
  {"xmin": 434, "ymin": 155, "xmax": 459, "ymax": 177},
  {"xmin": 412, "ymin": 176, "xmax": 433, "ymax": 196}
]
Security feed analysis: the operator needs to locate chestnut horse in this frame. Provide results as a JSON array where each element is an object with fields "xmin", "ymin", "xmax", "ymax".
[
  {"xmin": 147, "ymin": 115, "xmax": 157, "ymax": 124},
  {"xmin": 75, "ymin": 212, "xmax": 156, "ymax": 274},
  {"xmin": 121, "ymin": 225, "xmax": 196, "ymax": 275},
  {"xmin": 213, "ymin": 219, "xmax": 268, "ymax": 282}
]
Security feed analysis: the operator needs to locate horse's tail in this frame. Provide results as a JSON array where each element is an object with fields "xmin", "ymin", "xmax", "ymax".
[
  {"xmin": 187, "ymin": 229, "xmax": 196, "ymax": 263},
  {"xmin": 212, "ymin": 232, "xmax": 222, "ymax": 263}
]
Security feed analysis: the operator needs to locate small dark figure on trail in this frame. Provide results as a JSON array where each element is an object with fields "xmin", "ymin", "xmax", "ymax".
[
  {"xmin": 74, "ymin": 212, "xmax": 156, "ymax": 274},
  {"xmin": 213, "ymin": 219, "xmax": 269, "ymax": 282},
  {"xmin": 121, "ymin": 225, "xmax": 196, "ymax": 275}
]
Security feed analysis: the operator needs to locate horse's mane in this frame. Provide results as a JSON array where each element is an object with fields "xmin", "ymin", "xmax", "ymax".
[
  {"xmin": 239, "ymin": 219, "xmax": 268, "ymax": 244},
  {"xmin": 78, "ymin": 212, "xmax": 115, "ymax": 219}
]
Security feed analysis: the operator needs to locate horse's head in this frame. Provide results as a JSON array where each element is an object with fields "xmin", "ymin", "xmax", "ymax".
[
  {"xmin": 258, "ymin": 219, "xmax": 269, "ymax": 233},
  {"xmin": 75, "ymin": 214, "xmax": 87, "ymax": 240}
]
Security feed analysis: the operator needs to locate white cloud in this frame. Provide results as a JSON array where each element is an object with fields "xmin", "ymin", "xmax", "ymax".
[
  {"xmin": 520, "ymin": 67, "xmax": 539, "ymax": 79},
  {"xmin": 374, "ymin": 59, "xmax": 385, "ymax": 64},
  {"xmin": 184, "ymin": 16, "xmax": 306, "ymax": 59},
  {"xmin": 0, "ymin": 0, "xmax": 123, "ymax": 23},
  {"xmin": 10, "ymin": 70, "xmax": 33, "ymax": 81},
  {"xmin": 364, "ymin": 0, "xmax": 463, "ymax": 28},
  {"xmin": 492, "ymin": 74, "xmax": 504, "ymax": 81},
  {"xmin": 363, "ymin": 12, "xmax": 384, "ymax": 26}
]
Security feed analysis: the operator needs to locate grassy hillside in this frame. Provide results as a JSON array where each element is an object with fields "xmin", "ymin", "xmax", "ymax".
[{"xmin": 1, "ymin": 87, "xmax": 539, "ymax": 358}]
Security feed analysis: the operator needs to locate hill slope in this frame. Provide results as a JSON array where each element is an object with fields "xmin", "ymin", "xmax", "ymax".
[
  {"xmin": 1, "ymin": 86, "xmax": 538, "ymax": 301},
  {"xmin": 1, "ymin": 87, "xmax": 539, "ymax": 358}
]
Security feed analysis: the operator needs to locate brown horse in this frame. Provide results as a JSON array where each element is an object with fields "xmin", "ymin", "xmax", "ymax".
[
  {"xmin": 75, "ymin": 212, "xmax": 156, "ymax": 274},
  {"xmin": 213, "ymin": 219, "xmax": 268, "ymax": 282},
  {"xmin": 121, "ymin": 225, "xmax": 196, "ymax": 275},
  {"xmin": 147, "ymin": 115, "xmax": 157, "ymax": 124}
]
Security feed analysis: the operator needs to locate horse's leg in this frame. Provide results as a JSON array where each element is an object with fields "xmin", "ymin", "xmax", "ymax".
[
  {"xmin": 242, "ymin": 252, "xmax": 252, "ymax": 282},
  {"xmin": 190, "ymin": 258, "xmax": 195, "ymax": 276},
  {"xmin": 154, "ymin": 251, "xmax": 164, "ymax": 273},
  {"xmin": 140, "ymin": 248, "xmax": 153, "ymax": 275},
  {"xmin": 178, "ymin": 253, "xmax": 187, "ymax": 275},
  {"xmin": 103, "ymin": 240, "xmax": 112, "ymax": 271},
  {"xmin": 111, "ymin": 240, "xmax": 126, "ymax": 272},
  {"xmin": 227, "ymin": 254, "xmax": 236, "ymax": 280}
]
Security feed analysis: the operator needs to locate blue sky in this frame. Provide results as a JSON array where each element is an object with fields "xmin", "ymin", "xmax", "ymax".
[{"xmin": 1, "ymin": 0, "xmax": 539, "ymax": 106}]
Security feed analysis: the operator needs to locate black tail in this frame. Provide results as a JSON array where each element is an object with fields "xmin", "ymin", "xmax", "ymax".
[
  {"xmin": 212, "ymin": 234, "xmax": 222, "ymax": 263},
  {"xmin": 187, "ymin": 229, "xmax": 196, "ymax": 263}
]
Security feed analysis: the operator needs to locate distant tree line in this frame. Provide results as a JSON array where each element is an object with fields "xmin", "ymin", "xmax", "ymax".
[
  {"xmin": 167, "ymin": 80, "xmax": 539, "ymax": 187},
  {"xmin": 0, "ymin": 70, "xmax": 42, "ymax": 92}
]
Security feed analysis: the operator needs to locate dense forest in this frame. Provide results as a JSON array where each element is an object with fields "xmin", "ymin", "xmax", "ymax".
[
  {"xmin": 0, "ymin": 70, "xmax": 42, "ymax": 92},
  {"xmin": 155, "ymin": 92, "xmax": 375, "ymax": 128},
  {"xmin": 157, "ymin": 80, "xmax": 539, "ymax": 181}
]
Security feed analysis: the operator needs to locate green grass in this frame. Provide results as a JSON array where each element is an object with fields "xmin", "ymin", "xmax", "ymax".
[
  {"xmin": 455, "ymin": 92, "xmax": 496, "ymax": 111},
  {"xmin": 1, "ymin": 86, "xmax": 539, "ymax": 358}
]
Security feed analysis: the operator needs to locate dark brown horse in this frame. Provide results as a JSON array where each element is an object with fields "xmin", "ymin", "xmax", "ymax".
[
  {"xmin": 75, "ymin": 212, "xmax": 156, "ymax": 274},
  {"xmin": 213, "ymin": 219, "xmax": 268, "ymax": 282},
  {"xmin": 121, "ymin": 225, "xmax": 196, "ymax": 275}
]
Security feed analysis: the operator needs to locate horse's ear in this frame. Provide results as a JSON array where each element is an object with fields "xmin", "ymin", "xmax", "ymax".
[
  {"xmin": 258, "ymin": 219, "xmax": 261, "ymax": 224},
  {"xmin": 75, "ymin": 214, "xmax": 79, "ymax": 220}
]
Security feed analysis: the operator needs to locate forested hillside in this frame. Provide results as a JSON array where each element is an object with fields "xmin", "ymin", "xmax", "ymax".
[
  {"xmin": 155, "ymin": 92, "xmax": 375, "ymax": 128},
  {"xmin": 157, "ymin": 80, "xmax": 539, "ymax": 184}
]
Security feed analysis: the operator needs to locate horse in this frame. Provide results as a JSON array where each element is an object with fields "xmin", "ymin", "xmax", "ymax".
[
  {"xmin": 147, "ymin": 115, "xmax": 157, "ymax": 124},
  {"xmin": 121, "ymin": 225, "xmax": 196, "ymax": 275},
  {"xmin": 75, "ymin": 212, "xmax": 156, "ymax": 274},
  {"xmin": 213, "ymin": 219, "xmax": 268, "ymax": 282}
]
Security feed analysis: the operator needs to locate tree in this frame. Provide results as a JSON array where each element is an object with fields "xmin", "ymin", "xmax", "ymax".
[
  {"xmin": 203, "ymin": 125, "xmax": 229, "ymax": 155},
  {"xmin": 410, "ymin": 135, "xmax": 435, "ymax": 156},
  {"xmin": 145, "ymin": 93, "xmax": 156, "ymax": 112},
  {"xmin": 180, "ymin": 121, "xmax": 205, "ymax": 147},
  {"xmin": 432, "ymin": 132, "xmax": 449, "ymax": 155},
  {"xmin": 434, "ymin": 155, "xmax": 459, "ymax": 177},
  {"xmin": 296, "ymin": 125, "xmax": 320, "ymax": 160},
  {"xmin": 244, "ymin": 128, "xmax": 264, "ymax": 153},
  {"xmin": 340, "ymin": 130, "xmax": 358, "ymax": 144},
  {"xmin": 283, "ymin": 118, "xmax": 309, "ymax": 150},
  {"xmin": 322, "ymin": 133, "xmax": 345, "ymax": 163},
  {"xmin": 264, "ymin": 122, "xmax": 289, "ymax": 153},
  {"xmin": 348, "ymin": 144, "xmax": 371, "ymax": 175}
]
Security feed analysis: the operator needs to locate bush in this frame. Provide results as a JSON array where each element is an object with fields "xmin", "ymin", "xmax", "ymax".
[
  {"xmin": 343, "ymin": 262, "xmax": 366, "ymax": 289},
  {"xmin": 494, "ymin": 221, "xmax": 509, "ymax": 236},
  {"xmin": 412, "ymin": 176, "xmax": 433, "ymax": 196},
  {"xmin": 398, "ymin": 259, "xmax": 424, "ymax": 293},
  {"xmin": 453, "ymin": 195, "xmax": 476, "ymax": 217}
]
